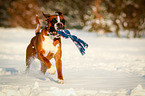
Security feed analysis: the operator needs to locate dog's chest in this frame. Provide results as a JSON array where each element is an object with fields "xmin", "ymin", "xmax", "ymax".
[{"xmin": 42, "ymin": 36, "xmax": 59, "ymax": 57}]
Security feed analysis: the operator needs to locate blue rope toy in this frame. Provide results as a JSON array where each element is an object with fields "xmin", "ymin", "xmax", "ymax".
[{"xmin": 56, "ymin": 29, "xmax": 88, "ymax": 55}]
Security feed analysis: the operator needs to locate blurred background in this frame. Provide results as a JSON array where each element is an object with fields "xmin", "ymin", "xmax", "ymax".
[{"xmin": 0, "ymin": 0, "xmax": 145, "ymax": 38}]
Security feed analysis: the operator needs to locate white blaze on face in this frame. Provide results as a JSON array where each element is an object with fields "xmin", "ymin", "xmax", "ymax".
[
  {"xmin": 55, "ymin": 16, "xmax": 62, "ymax": 30},
  {"xmin": 42, "ymin": 36, "xmax": 59, "ymax": 57},
  {"xmin": 57, "ymin": 16, "xmax": 60, "ymax": 22}
]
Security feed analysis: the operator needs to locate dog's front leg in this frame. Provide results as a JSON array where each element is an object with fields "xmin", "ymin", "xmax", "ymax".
[
  {"xmin": 38, "ymin": 52, "xmax": 56, "ymax": 74},
  {"xmin": 56, "ymin": 59, "xmax": 64, "ymax": 84},
  {"xmin": 54, "ymin": 52, "xmax": 64, "ymax": 84}
]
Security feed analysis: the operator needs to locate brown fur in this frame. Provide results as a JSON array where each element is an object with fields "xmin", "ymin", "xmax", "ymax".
[{"xmin": 26, "ymin": 13, "xmax": 65, "ymax": 83}]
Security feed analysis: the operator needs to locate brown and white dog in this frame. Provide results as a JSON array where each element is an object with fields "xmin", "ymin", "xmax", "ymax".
[{"xmin": 26, "ymin": 12, "xmax": 65, "ymax": 84}]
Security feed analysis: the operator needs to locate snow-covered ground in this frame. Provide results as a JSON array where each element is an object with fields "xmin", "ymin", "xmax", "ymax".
[{"xmin": 0, "ymin": 27, "xmax": 145, "ymax": 96}]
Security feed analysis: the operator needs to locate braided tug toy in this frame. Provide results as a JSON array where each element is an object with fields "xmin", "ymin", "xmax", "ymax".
[{"xmin": 56, "ymin": 29, "xmax": 88, "ymax": 55}]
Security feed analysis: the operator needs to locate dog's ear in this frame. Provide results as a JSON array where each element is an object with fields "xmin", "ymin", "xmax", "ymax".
[
  {"xmin": 55, "ymin": 12, "xmax": 63, "ymax": 16},
  {"xmin": 42, "ymin": 12, "xmax": 50, "ymax": 18}
]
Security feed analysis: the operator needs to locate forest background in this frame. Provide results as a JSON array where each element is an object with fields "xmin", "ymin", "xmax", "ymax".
[{"xmin": 0, "ymin": 0, "xmax": 145, "ymax": 38}]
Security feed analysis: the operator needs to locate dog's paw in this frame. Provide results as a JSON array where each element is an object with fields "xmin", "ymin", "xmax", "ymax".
[
  {"xmin": 48, "ymin": 66, "xmax": 56, "ymax": 75},
  {"xmin": 58, "ymin": 79, "xmax": 64, "ymax": 84}
]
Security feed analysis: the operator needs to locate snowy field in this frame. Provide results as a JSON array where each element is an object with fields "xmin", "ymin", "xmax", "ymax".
[{"xmin": 0, "ymin": 27, "xmax": 145, "ymax": 96}]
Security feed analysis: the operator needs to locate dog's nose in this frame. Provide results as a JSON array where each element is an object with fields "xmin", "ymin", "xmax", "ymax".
[{"xmin": 57, "ymin": 23, "xmax": 63, "ymax": 29}]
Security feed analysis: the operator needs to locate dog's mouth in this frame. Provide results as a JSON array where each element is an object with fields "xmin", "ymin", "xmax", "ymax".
[
  {"xmin": 49, "ymin": 31, "xmax": 57, "ymax": 36},
  {"xmin": 49, "ymin": 31, "xmax": 61, "ymax": 37},
  {"xmin": 49, "ymin": 23, "xmax": 65, "ymax": 36},
  {"xmin": 51, "ymin": 28, "xmax": 64, "ymax": 36},
  {"xmin": 52, "ymin": 31, "xmax": 57, "ymax": 35}
]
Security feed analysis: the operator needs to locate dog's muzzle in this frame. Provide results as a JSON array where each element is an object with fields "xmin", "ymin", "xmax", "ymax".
[{"xmin": 54, "ymin": 22, "xmax": 64, "ymax": 31}]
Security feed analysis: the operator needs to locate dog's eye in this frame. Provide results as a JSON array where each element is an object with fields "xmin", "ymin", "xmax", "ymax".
[
  {"xmin": 51, "ymin": 18, "xmax": 57, "ymax": 24},
  {"xmin": 61, "ymin": 19, "xmax": 65, "ymax": 24}
]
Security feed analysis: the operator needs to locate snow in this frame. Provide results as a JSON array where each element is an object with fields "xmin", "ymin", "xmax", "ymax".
[{"xmin": 0, "ymin": 27, "xmax": 145, "ymax": 96}]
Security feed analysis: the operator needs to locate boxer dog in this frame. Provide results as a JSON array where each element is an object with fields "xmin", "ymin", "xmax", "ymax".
[{"xmin": 26, "ymin": 12, "xmax": 65, "ymax": 84}]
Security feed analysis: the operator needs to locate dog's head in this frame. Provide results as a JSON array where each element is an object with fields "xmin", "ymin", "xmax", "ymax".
[{"xmin": 43, "ymin": 12, "xmax": 65, "ymax": 35}]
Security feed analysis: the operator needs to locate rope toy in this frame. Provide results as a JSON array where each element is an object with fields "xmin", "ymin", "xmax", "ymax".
[{"xmin": 56, "ymin": 29, "xmax": 88, "ymax": 55}]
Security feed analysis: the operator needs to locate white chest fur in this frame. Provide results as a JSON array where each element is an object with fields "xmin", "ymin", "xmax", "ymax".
[{"xmin": 42, "ymin": 36, "xmax": 59, "ymax": 57}]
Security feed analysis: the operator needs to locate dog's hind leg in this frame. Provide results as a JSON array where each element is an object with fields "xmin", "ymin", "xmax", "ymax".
[
  {"xmin": 25, "ymin": 44, "xmax": 36, "ymax": 72},
  {"xmin": 40, "ymin": 61, "xmax": 47, "ymax": 74}
]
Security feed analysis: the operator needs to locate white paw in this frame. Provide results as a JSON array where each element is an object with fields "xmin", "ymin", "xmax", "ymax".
[
  {"xmin": 25, "ymin": 67, "xmax": 30, "ymax": 73},
  {"xmin": 48, "ymin": 66, "xmax": 56, "ymax": 75},
  {"xmin": 58, "ymin": 79, "xmax": 64, "ymax": 84}
]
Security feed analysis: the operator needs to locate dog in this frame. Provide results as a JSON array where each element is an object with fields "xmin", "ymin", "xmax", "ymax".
[{"xmin": 26, "ymin": 12, "xmax": 65, "ymax": 84}]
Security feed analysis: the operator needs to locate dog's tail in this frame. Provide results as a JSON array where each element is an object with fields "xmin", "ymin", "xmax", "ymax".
[{"xmin": 35, "ymin": 14, "xmax": 41, "ymax": 35}]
